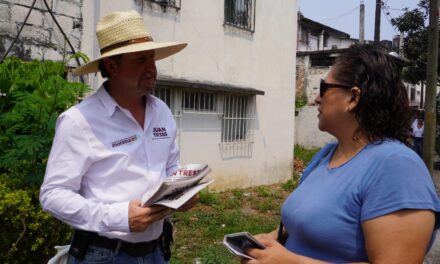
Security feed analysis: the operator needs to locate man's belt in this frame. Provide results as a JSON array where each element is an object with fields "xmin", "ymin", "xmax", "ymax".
[{"xmin": 74, "ymin": 230, "xmax": 159, "ymax": 257}]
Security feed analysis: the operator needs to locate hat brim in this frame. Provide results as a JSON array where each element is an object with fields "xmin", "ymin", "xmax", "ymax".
[{"xmin": 72, "ymin": 41, "xmax": 187, "ymax": 75}]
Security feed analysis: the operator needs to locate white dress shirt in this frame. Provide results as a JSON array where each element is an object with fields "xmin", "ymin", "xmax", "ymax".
[
  {"xmin": 40, "ymin": 85, "xmax": 179, "ymax": 243},
  {"xmin": 411, "ymin": 120, "xmax": 424, "ymax": 138}
]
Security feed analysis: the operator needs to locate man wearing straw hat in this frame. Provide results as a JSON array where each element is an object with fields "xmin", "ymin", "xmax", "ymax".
[{"xmin": 40, "ymin": 10, "xmax": 195, "ymax": 263}]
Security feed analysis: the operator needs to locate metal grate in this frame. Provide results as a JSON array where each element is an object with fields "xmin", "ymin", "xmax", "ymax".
[
  {"xmin": 148, "ymin": 0, "xmax": 181, "ymax": 9},
  {"xmin": 154, "ymin": 86, "xmax": 182, "ymax": 147},
  {"xmin": 224, "ymin": 0, "xmax": 256, "ymax": 32},
  {"xmin": 182, "ymin": 90, "xmax": 218, "ymax": 113},
  {"xmin": 154, "ymin": 87, "xmax": 172, "ymax": 109},
  {"xmin": 220, "ymin": 94, "xmax": 255, "ymax": 158}
]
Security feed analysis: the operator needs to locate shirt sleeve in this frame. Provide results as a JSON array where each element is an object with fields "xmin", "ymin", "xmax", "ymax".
[
  {"xmin": 39, "ymin": 113, "xmax": 129, "ymax": 233},
  {"xmin": 360, "ymin": 152, "xmax": 440, "ymax": 222}
]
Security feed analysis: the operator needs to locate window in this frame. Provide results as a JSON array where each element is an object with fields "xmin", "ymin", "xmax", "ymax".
[
  {"xmin": 182, "ymin": 90, "xmax": 217, "ymax": 113},
  {"xmin": 310, "ymin": 54, "xmax": 335, "ymax": 67},
  {"xmin": 155, "ymin": 87, "xmax": 172, "ymax": 108},
  {"xmin": 411, "ymin": 88, "xmax": 416, "ymax": 101},
  {"xmin": 224, "ymin": 0, "xmax": 256, "ymax": 32},
  {"xmin": 300, "ymin": 28, "xmax": 309, "ymax": 44},
  {"xmin": 148, "ymin": 0, "xmax": 181, "ymax": 9},
  {"xmin": 154, "ymin": 86, "xmax": 181, "ymax": 117},
  {"xmin": 221, "ymin": 95, "xmax": 255, "ymax": 143}
]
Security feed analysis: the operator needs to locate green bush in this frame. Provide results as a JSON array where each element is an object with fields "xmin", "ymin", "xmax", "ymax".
[
  {"xmin": 0, "ymin": 174, "xmax": 71, "ymax": 264},
  {"xmin": 0, "ymin": 57, "xmax": 89, "ymax": 184},
  {"xmin": 0, "ymin": 58, "xmax": 89, "ymax": 263}
]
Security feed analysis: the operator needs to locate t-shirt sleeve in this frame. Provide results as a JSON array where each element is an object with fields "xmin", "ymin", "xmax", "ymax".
[{"xmin": 360, "ymin": 153, "xmax": 440, "ymax": 223}]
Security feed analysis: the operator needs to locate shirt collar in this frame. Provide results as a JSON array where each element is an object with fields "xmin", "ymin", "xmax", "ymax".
[
  {"xmin": 96, "ymin": 83, "xmax": 158, "ymax": 117},
  {"xmin": 97, "ymin": 83, "xmax": 118, "ymax": 117}
]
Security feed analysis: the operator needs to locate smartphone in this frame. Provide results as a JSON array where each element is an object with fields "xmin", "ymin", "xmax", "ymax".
[{"xmin": 223, "ymin": 232, "xmax": 265, "ymax": 259}]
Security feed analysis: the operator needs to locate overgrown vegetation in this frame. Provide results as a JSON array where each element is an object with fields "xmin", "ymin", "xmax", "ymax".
[
  {"xmin": 0, "ymin": 58, "xmax": 89, "ymax": 184},
  {"xmin": 294, "ymin": 144, "xmax": 320, "ymax": 164},
  {"xmin": 0, "ymin": 57, "xmax": 89, "ymax": 263},
  {"xmin": 295, "ymin": 99, "xmax": 307, "ymax": 110},
  {"xmin": 171, "ymin": 185, "xmax": 291, "ymax": 263}
]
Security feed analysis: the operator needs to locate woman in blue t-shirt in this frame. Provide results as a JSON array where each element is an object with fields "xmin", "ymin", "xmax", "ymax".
[{"xmin": 242, "ymin": 45, "xmax": 440, "ymax": 263}]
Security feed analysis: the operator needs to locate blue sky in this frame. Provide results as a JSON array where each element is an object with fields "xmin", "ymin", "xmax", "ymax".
[{"xmin": 298, "ymin": 0, "xmax": 420, "ymax": 41}]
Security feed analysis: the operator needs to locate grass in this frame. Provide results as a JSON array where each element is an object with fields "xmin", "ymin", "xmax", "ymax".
[
  {"xmin": 170, "ymin": 184, "xmax": 291, "ymax": 263},
  {"xmin": 294, "ymin": 144, "xmax": 321, "ymax": 164},
  {"xmin": 170, "ymin": 145, "xmax": 320, "ymax": 263}
]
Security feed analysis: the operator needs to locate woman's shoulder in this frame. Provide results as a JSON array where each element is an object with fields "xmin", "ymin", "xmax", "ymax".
[{"xmin": 365, "ymin": 140, "xmax": 422, "ymax": 165}]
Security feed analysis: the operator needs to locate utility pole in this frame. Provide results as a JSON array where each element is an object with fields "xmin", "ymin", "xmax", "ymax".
[
  {"xmin": 359, "ymin": 0, "xmax": 365, "ymax": 44},
  {"xmin": 374, "ymin": 0, "xmax": 381, "ymax": 44},
  {"xmin": 423, "ymin": 0, "xmax": 439, "ymax": 173}
]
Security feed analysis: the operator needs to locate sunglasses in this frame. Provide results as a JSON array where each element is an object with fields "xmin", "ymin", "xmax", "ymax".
[{"xmin": 320, "ymin": 79, "xmax": 352, "ymax": 97}]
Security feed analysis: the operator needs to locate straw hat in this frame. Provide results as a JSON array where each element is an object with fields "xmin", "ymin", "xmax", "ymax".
[{"xmin": 72, "ymin": 10, "xmax": 187, "ymax": 75}]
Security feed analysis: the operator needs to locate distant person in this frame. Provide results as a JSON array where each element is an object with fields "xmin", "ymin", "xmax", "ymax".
[
  {"xmin": 40, "ymin": 10, "xmax": 197, "ymax": 264},
  {"xmin": 241, "ymin": 45, "xmax": 440, "ymax": 263},
  {"xmin": 412, "ymin": 117, "xmax": 424, "ymax": 157}
]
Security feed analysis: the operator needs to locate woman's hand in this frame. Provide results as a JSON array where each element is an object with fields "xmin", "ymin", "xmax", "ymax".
[{"xmin": 241, "ymin": 237, "xmax": 297, "ymax": 264}]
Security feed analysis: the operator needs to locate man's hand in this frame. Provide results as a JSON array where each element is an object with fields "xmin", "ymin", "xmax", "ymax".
[
  {"xmin": 177, "ymin": 194, "xmax": 199, "ymax": 212},
  {"xmin": 128, "ymin": 199, "xmax": 173, "ymax": 232}
]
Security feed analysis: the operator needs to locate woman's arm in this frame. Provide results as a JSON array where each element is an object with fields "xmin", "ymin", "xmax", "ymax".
[
  {"xmin": 243, "ymin": 209, "xmax": 434, "ymax": 264},
  {"xmin": 362, "ymin": 209, "xmax": 435, "ymax": 264}
]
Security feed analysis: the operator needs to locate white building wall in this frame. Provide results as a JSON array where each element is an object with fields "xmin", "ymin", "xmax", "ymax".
[
  {"xmin": 80, "ymin": 0, "xmax": 297, "ymax": 190},
  {"xmin": 340, "ymin": 38, "xmax": 356, "ymax": 48},
  {"xmin": 295, "ymin": 105, "xmax": 335, "ymax": 148},
  {"xmin": 324, "ymin": 35, "xmax": 341, "ymax": 50}
]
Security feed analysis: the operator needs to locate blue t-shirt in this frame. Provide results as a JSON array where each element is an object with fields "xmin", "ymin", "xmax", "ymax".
[{"xmin": 281, "ymin": 140, "xmax": 440, "ymax": 263}]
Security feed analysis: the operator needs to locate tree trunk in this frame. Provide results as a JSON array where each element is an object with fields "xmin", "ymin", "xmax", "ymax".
[{"xmin": 423, "ymin": 0, "xmax": 439, "ymax": 174}]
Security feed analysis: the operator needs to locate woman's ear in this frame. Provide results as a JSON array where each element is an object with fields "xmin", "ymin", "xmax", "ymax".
[{"xmin": 346, "ymin": 87, "xmax": 361, "ymax": 112}]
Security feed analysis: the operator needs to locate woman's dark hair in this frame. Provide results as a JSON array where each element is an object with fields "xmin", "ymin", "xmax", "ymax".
[
  {"xmin": 98, "ymin": 55, "xmax": 121, "ymax": 78},
  {"xmin": 332, "ymin": 45, "xmax": 412, "ymax": 145}
]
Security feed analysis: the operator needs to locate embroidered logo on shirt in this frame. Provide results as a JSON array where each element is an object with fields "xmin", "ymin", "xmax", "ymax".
[
  {"xmin": 112, "ymin": 135, "xmax": 138, "ymax": 148},
  {"xmin": 153, "ymin": 127, "xmax": 170, "ymax": 140}
]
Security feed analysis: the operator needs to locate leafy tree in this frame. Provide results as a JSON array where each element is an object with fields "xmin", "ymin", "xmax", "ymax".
[
  {"xmin": 0, "ymin": 58, "xmax": 89, "ymax": 184},
  {"xmin": 0, "ymin": 58, "xmax": 89, "ymax": 263},
  {"xmin": 391, "ymin": 0, "xmax": 440, "ymax": 84}
]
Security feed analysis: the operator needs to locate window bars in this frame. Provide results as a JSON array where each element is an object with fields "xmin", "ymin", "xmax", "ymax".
[
  {"xmin": 224, "ymin": 0, "xmax": 256, "ymax": 32},
  {"xmin": 155, "ymin": 86, "xmax": 173, "ymax": 109},
  {"xmin": 154, "ymin": 86, "xmax": 182, "ymax": 147},
  {"xmin": 182, "ymin": 90, "xmax": 218, "ymax": 114},
  {"xmin": 148, "ymin": 0, "xmax": 181, "ymax": 10},
  {"xmin": 155, "ymin": 86, "xmax": 256, "ymax": 158},
  {"xmin": 220, "ymin": 94, "xmax": 255, "ymax": 158}
]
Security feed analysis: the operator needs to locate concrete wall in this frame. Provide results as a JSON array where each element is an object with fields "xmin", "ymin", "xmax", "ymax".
[
  {"xmin": 295, "ymin": 105, "xmax": 335, "ymax": 148},
  {"xmin": 295, "ymin": 54, "xmax": 335, "ymax": 148},
  {"xmin": 0, "ymin": 0, "xmax": 82, "ymax": 64},
  {"xmin": 80, "ymin": 0, "xmax": 297, "ymax": 190},
  {"xmin": 326, "ymin": 35, "xmax": 355, "ymax": 50},
  {"xmin": 296, "ymin": 55, "xmax": 330, "ymax": 104}
]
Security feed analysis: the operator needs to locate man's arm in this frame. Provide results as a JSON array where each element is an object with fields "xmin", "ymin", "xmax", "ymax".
[{"xmin": 40, "ymin": 113, "xmax": 129, "ymax": 233}]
